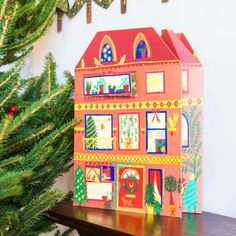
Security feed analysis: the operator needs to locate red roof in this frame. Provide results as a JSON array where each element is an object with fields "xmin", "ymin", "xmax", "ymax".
[
  {"xmin": 76, "ymin": 27, "xmax": 179, "ymax": 68},
  {"xmin": 176, "ymin": 33, "xmax": 195, "ymax": 55},
  {"xmin": 161, "ymin": 29, "xmax": 199, "ymax": 63}
]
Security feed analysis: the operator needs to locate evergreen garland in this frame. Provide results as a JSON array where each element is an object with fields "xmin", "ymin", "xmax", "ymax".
[{"xmin": 56, "ymin": 0, "xmax": 171, "ymax": 31}]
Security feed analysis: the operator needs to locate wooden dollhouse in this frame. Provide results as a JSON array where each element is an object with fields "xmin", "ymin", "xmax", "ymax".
[{"xmin": 74, "ymin": 27, "xmax": 203, "ymax": 217}]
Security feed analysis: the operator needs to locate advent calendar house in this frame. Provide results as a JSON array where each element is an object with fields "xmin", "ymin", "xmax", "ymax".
[{"xmin": 74, "ymin": 27, "xmax": 203, "ymax": 218}]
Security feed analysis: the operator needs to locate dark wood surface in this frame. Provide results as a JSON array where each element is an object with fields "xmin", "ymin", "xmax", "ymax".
[{"xmin": 48, "ymin": 201, "xmax": 236, "ymax": 236}]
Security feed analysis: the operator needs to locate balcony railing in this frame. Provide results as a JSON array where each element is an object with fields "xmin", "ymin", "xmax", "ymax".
[{"xmin": 82, "ymin": 137, "xmax": 116, "ymax": 150}]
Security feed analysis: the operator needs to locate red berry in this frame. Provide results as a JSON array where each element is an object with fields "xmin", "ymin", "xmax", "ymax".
[
  {"xmin": 10, "ymin": 106, "xmax": 17, "ymax": 113},
  {"xmin": 7, "ymin": 111, "xmax": 14, "ymax": 117}
]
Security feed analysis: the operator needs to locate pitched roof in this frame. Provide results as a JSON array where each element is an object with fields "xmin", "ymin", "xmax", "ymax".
[
  {"xmin": 176, "ymin": 33, "xmax": 195, "ymax": 55},
  {"xmin": 76, "ymin": 27, "xmax": 178, "ymax": 68},
  {"xmin": 161, "ymin": 29, "xmax": 200, "ymax": 63}
]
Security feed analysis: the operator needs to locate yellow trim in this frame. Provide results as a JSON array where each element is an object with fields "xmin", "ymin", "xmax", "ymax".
[
  {"xmin": 74, "ymin": 97, "xmax": 202, "ymax": 111},
  {"xmin": 116, "ymin": 208, "xmax": 145, "ymax": 214},
  {"xmin": 133, "ymin": 33, "xmax": 151, "ymax": 58},
  {"xmin": 74, "ymin": 152, "xmax": 182, "ymax": 164},
  {"xmin": 74, "ymin": 127, "xmax": 84, "ymax": 131},
  {"xmin": 99, "ymin": 34, "xmax": 117, "ymax": 62},
  {"xmin": 82, "ymin": 137, "xmax": 116, "ymax": 150},
  {"xmin": 75, "ymin": 59, "xmax": 180, "ymax": 70}
]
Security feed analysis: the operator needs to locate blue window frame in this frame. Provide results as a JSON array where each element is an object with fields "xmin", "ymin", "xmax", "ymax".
[
  {"xmin": 101, "ymin": 43, "xmax": 113, "ymax": 62},
  {"xmin": 83, "ymin": 74, "xmax": 131, "ymax": 96},
  {"xmin": 85, "ymin": 114, "xmax": 113, "ymax": 151},
  {"xmin": 146, "ymin": 111, "xmax": 167, "ymax": 154},
  {"xmin": 136, "ymin": 40, "xmax": 148, "ymax": 59}
]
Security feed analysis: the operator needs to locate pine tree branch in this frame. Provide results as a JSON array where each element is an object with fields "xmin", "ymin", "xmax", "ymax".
[
  {"xmin": 4, "ymin": 86, "xmax": 66, "ymax": 139},
  {"xmin": 0, "ymin": 0, "xmax": 8, "ymax": 21},
  {"xmin": 7, "ymin": 123, "xmax": 54, "ymax": 152},
  {"xmin": 12, "ymin": 189, "xmax": 65, "ymax": 236},
  {"xmin": 0, "ymin": 2, "xmax": 18, "ymax": 49},
  {"xmin": 6, "ymin": 0, "xmax": 58, "ymax": 51},
  {"xmin": 0, "ymin": 170, "xmax": 31, "ymax": 200},
  {"xmin": 0, "ymin": 155, "xmax": 23, "ymax": 168},
  {"xmin": 0, "ymin": 81, "xmax": 21, "ymax": 107},
  {"xmin": 29, "ymin": 118, "xmax": 81, "ymax": 157},
  {"xmin": 0, "ymin": 116, "xmax": 11, "ymax": 144},
  {"xmin": 0, "ymin": 59, "xmax": 24, "ymax": 88}
]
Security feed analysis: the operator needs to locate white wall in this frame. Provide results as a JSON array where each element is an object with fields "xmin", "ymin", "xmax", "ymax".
[{"xmin": 33, "ymin": 0, "xmax": 236, "ymax": 219}]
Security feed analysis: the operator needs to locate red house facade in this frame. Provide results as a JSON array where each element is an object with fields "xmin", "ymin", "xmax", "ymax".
[{"xmin": 74, "ymin": 28, "xmax": 203, "ymax": 217}]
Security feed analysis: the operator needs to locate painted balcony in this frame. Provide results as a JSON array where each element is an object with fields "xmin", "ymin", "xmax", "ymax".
[{"xmin": 82, "ymin": 137, "xmax": 116, "ymax": 150}]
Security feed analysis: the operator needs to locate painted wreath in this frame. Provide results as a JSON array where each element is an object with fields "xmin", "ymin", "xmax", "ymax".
[{"xmin": 123, "ymin": 176, "xmax": 139, "ymax": 194}]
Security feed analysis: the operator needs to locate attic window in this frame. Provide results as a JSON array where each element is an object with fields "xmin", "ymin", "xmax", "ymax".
[
  {"xmin": 100, "ymin": 35, "xmax": 117, "ymax": 63},
  {"xmin": 133, "ymin": 33, "xmax": 151, "ymax": 59},
  {"xmin": 136, "ymin": 40, "xmax": 148, "ymax": 59},
  {"xmin": 101, "ymin": 44, "xmax": 113, "ymax": 62}
]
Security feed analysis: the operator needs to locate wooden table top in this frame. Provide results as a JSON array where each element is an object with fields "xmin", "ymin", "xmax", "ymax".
[{"xmin": 48, "ymin": 201, "xmax": 236, "ymax": 236}]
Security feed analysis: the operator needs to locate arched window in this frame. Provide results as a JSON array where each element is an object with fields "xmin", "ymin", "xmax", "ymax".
[
  {"xmin": 182, "ymin": 114, "xmax": 189, "ymax": 147},
  {"xmin": 101, "ymin": 43, "xmax": 113, "ymax": 62},
  {"xmin": 133, "ymin": 33, "xmax": 151, "ymax": 59},
  {"xmin": 99, "ymin": 35, "xmax": 117, "ymax": 62},
  {"xmin": 136, "ymin": 40, "xmax": 148, "ymax": 59}
]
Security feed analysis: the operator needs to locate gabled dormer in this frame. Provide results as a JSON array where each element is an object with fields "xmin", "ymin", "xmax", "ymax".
[{"xmin": 133, "ymin": 33, "xmax": 151, "ymax": 59}]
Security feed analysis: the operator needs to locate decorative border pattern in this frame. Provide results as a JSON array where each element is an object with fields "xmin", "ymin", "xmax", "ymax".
[
  {"xmin": 74, "ymin": 152, "xmax": 182, "ymax": 164},
  {"xmin": 76, "ymin": 60, "xmax": 180, "ymax": 71},
  {"xmin": 75, "ymin": 97, "xmax": 202, "ymax": 111}
]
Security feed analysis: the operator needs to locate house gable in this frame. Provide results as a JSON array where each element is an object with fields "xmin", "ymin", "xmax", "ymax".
[
  {"xmin": 161, "ymin": 29, "xmax": 200, "ymax": 63},
  {"xmin": 76, "ymin": 27, "xmax": 178, "ymax": 69}
]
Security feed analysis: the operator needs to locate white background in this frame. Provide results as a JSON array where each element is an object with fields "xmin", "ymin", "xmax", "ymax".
[{"xmin": 33, "ymin": 0, "xmax": 236, "ymax": 222}]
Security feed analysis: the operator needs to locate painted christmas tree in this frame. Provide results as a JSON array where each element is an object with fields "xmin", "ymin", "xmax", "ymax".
[
  {"xmin": 145, "ymin": 183, "xmax": 161, "ymax": 215},
  {"xmin": 153, "ymin": 173, "xmax": 161, "ymax": 204},
  {"xmin": 75, "ymin": 166, "xmax": 88, "ymax": 203},
  {"xmin": 182, "ymin": 174, "xmax": 198, "ymax": 212},
  {"xmin": 145, "ymin": 183, "xmax": 156, "ymax": 207},
  {"xmin": 86, "ymin": 116, "xmax": 98, "ymax": 149}
]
